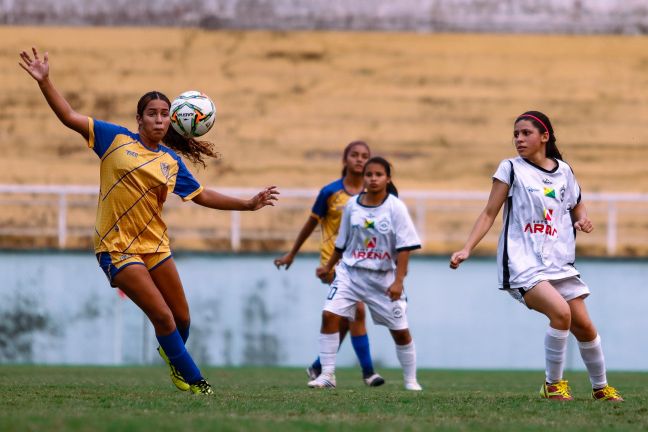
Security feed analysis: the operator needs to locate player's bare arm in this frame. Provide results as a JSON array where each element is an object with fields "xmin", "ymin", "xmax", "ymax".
[
  {"xmin": 193, "ymin": 186, "xmax": 279, "ymax": 211},
  {"xmin": 19, "ymin": 47, "xmax": 89, "ymax": 139},
  {"xmin": 274, "ymin": 215, "xmax": 319, "ymax": 269},
  {"xmin": 316, "ymin": 249, "xmax": 341, "ymax": 281},
  {"xmin": 571, "ymin": 201, "xmax": 593, "ymax": 233},
  {"xmin": 387, "ymin": 250, "xmax": 410, "ymax": 301},
  {"xmin": 450, "ymin": 179, "xmax": 509, "ymax": 269}
]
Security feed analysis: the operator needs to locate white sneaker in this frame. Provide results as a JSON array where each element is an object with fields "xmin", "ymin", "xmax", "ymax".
[
  {"xmin": 364, "ymin": 373, "xmax": 385, "ymax": 387},
  {"xmin": 308, "ymin": 373, "xmax": 336, "ymax": 388},
  {"xmin": 404, "ymin": 381, "xmax": 422, "ymax": 391}
]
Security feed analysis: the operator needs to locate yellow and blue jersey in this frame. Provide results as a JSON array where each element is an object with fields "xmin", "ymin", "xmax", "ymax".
[
  {"xmin": 87, "ymin": 118, "xmax": 203, "ymax": 254},
  {"xmin": 311, "ymin": 178, "xmax": 352, "ymax": 266}
]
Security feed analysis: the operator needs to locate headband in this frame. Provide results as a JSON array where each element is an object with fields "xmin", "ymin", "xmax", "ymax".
[{"xmin": 517, "ymin": 114, "xmax": 549, "ymax": 134}]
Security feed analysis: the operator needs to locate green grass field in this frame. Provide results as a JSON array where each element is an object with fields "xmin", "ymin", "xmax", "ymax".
[{"xmin": 1, "ymin": 366, "xmax": 646, "ymax": 431}]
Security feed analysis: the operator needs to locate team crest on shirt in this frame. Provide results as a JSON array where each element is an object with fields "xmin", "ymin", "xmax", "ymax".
[
  {"xmin": 160, "ymin": 162, "xmax": 170, "ymax": 179},
  {"xmin": 364, "ymin": 219, "xmax": 375, "ymax": 229},
  {"xmin": 559, "ymin": 185, "xmax": 566, "ymax": 202},
  {"xmin": 377, "ymin": 218, "xmax": 391, "ymax": 234}
]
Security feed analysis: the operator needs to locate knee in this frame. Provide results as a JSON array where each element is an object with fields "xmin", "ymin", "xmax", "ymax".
[
  {"xmin": 150, "ymin": 310, "xmax": 176, "ymax": 335},
  {"xmin": 391, "ymin": 329, "xmax": 412, "ymax": 345},
  {"xmin": 572, "ymin": 320, "xmax": 597, "ymax": 342},
  {"xmin": 321, "ymin": 310, "xmax": 341, "ymax": 333},
  {"xmin": 551, "ymin": 307, "xmax": 572, "ymax": 330}
]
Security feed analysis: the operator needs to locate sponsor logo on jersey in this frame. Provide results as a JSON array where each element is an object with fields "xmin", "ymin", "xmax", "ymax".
[
  {"xmin": 352, "ymin": 250, "xmax": 392, "ymax": 260},
  {"xmin": 364, "ymin": 236, "xmax": 377, "ymax": 249},
  {"xmin": 126, "ymin": 150, "xmax": 139, "ymax": 158},
  {"xmin": 364, "ymin": 219, "xmax": 375, "ymax": 229},
  {"xmin": 526, "ymin": 186, "xmax": 540, "ymax": 193},
  {"xmin": 560, "ymin": 185, "xmax": 566, "ymax": 202},
  {"xmin": 543, "ymin": 187, "xmax": 556, "ymax": 198},
  {"xmin": 393, "ymin": 306, "xmax": 403, "ymax": 318},
  {"xmin": 544, "ymin": 208, "xmax": 554, "ymax": 222},
  {"xmin": 524, "ymin": 222, "xmax": 558, "ymax": 237},
  {"xmin": 542, "ymin": 178, "xmax": 553, "ymax": 185}
]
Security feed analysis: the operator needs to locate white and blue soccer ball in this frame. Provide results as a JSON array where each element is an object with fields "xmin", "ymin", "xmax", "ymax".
[{"xmin": 170, "ymin": 91, "xmax": 216, "ymax": 138}]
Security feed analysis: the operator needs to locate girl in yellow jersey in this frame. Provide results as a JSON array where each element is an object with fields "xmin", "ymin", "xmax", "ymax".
[
  {"xmin": 20, "ymin": 47, "xmax": 278, "ymax": 395},
  {"xmin": 274, "ymin": 141, "xmax": 384, "ymax": 387}
]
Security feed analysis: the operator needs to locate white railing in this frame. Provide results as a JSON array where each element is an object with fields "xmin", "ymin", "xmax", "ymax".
[{"xmin": 1, "ymin": 184, "xmax": 648, "ymax": 256}]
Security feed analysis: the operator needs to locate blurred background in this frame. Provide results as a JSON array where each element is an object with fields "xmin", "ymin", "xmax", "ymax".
[{"xmin": 1, "ymin": 0, "xmax": 647, "ymax": 370}]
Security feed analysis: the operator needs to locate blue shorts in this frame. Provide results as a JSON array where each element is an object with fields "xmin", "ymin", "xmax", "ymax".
[{"xmin": 96, "ymin": 251, "xmax": 173, "ymax": 287}]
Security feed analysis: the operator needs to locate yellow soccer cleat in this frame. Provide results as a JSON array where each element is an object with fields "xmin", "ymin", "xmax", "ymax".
[
  {"xmin": 189, "ymin": 379, "xmax": 214, "ymax": 395},
  {"xmin": 157, "ymin": 347, "xmax": 190, "ymax": 392},
  {"xmin": 539, "ymin": 380, "xmax": 573, "ymax": 401},
  {"xmin": 592, "ymin": 385, "xmax": 624, "ymax": 402}
]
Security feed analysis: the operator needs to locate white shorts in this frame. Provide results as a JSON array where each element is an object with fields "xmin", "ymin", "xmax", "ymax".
[
  {"xmin": 504, "ymin": 275, "xmax": 591, "ymax": 307},
  {"xmin": 323, "ymin": 262, "xmax": 409, "ymax": 330}
]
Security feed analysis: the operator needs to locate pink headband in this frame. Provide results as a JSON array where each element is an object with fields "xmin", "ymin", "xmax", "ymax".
[{"xmin": 517, "ymin": 114, "xmax": 549, "ymax": 134}]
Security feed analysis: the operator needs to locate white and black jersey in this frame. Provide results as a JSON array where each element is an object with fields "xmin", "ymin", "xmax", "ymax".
[
  {"xmin": 335, "ymin": 193, "xmax": 421, "ymax": 272},
  {"xmin": 494, "ymin": 157, "xmax": 581, "ymax": 289}
]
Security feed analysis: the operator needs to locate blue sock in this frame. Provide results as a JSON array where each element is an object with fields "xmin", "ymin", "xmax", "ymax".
[
  {"xmin": 351, "ymin": 334, "xmax": 375, "ymax": 377},
  {"xmin": 178, "ymin": 325, "xmax": 190, "ymax": 344},
  {"xmin": 156, "ymin": 329, "xmax": 202, "ymax": 384},
  {"xmin": 311, "ymin": 357, "xmax": 322, "ymax": 372}
]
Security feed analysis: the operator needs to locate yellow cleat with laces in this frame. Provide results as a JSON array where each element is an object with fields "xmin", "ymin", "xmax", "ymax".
[
  {"xmin": 592, "ymin": 385, "xmax": 624, "ymax": 402},
  {"xmin": 539, "ymin": 380, "xmax": 573, "ymax": 401}
]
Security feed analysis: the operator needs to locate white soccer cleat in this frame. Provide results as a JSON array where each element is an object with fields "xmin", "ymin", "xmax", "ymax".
[
  {"xmin": 404, "ymin": 381, "xmax": 422, "ymax": 391},
  {"xmin": 364, "ymin": 373, "xmax": 386, "ymax": 387},
  {"xmin": 308, "ymin": 373, "xmax": 336, "ymax": 388}
]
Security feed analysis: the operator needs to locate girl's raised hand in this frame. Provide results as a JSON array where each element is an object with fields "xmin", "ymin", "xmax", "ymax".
[
  {"xmin": 247, "ymin": 186, "xmax": 279, "ymax": 211},
  {"xmin": 449, "ymin": 249, "xmax": 469, "ymax": 269},
  {"xmin": 19, "ymin": 47, "xmax": 49, "ymax": 83}
]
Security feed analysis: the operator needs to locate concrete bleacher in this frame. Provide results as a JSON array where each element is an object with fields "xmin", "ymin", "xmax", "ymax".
[{"xmin": 3, "ymin": 0, "xmax": 648, "ymax": 34}]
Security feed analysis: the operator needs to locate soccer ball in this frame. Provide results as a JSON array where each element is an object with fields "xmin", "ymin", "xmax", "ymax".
[{"xmin": 169, "ymin": 91, "xmax": 216, "ymax": 138}]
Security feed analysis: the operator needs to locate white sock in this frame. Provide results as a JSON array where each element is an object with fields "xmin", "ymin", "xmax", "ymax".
[
  {"xmin": 545, "ymin": 327, "xmax": 569, "ymax": 383},
  {"xmin": 395, "ymin": 341, "xmax": 417, "ymax": 383},
  {"xmin": 319, "ymin": 332, "xmax": 339, "ymax": 376},
  {"xmin": 578, "ymin": 334, "xmax": 607, "ymax": 388}
]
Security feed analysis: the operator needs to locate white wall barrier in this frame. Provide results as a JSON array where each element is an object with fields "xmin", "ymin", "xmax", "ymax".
[{"xmin": 1, "ymin": 184, "xmax": 648, "ymax": 256}]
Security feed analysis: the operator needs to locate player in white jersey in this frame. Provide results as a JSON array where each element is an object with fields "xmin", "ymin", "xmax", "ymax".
[
  {"xmin": 308, "ymin": 157, "xmax": 423, "ymax": 391},
  {"xmin": 450, "ymin": 111, "xmax": 623, "ymax": 402}
]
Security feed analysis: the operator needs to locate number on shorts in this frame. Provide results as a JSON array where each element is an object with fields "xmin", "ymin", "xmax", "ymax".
[{"xmin": 327, "ymin": 285, "xmax": 338, "ymax": 300}]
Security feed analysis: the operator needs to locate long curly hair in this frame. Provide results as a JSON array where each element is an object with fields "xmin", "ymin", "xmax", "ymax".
[{"xmin": 136, "ymin": 91, "xmax": 219, "ymax": 167}]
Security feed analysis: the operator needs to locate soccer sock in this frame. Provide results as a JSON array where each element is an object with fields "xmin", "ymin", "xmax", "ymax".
[
  {"xmin": 157, "ymin": 329, "xmax": 202, "ymax": 384},
  {"xmin": 351, "ymin": 334, "xmax": 375, "ymax": 377},
  {"xmin": 319, "ymin": 332, "xmax": 340, "ymax": 376},
  {"xmin": 311, "ymin": 357, "xmax": 322, "ymax": 372},
  {"xmin": 178, "ymin": 324, "xmax": 190, "ymax": 344},
  {"xmin": 545, "ymin": 327, "xmax": 569, "ymax": 384},
  {"xmin": 395, "ymin": 341, "xmax": 417, "ymax": 383},
  {"xmin": 578, "ymin": 334, "xmax": 608, "ymax": 389}
]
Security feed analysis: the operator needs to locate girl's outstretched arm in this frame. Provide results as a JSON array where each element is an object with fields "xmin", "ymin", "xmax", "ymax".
[
  {"xmin": 19, "ymin": 47, "xmax": 89, "ymax": 139},
  {"xmin": 449, "ymin": 179, "xmax": 509, "ymax": 269},
  {"xmin": 192, "ymin": 186, "xmax": 279, "ymax": 211}
]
